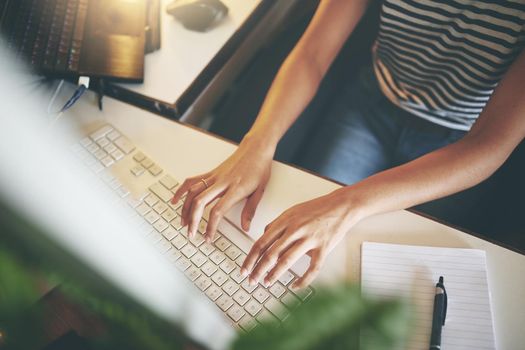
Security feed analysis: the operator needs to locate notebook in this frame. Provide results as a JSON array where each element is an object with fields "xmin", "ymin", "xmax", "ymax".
[{"xmin": 361, "ymin": 242, "xmax": 496, "ymax": 350}]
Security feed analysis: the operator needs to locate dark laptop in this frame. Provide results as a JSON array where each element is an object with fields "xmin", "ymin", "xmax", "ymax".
[{"xmin": 0, "ymin": 0, "xmax": 146, "ymax": 83}]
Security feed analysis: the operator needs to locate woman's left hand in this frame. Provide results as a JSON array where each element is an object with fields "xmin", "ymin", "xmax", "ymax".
[{"xmin": 241, "ymin": 187, "xmax": 364, "ymax": 289}]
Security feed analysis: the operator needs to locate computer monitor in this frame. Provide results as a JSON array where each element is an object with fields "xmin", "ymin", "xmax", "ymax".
[{"xmin": 0, "ymin": 43, "xmax": 234, "ymax": 349}]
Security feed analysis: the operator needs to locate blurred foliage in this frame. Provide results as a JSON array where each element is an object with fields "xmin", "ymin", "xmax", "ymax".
[
  {"xmin": 0, "ymin": 247, "xmax": 410, "ymax": 350},
  {"xmin": 233, "ymin": 284, "xmax": 411, "ymax": 350}
]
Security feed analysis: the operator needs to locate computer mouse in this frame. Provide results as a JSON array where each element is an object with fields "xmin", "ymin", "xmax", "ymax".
[{"xmin": 166, "ymin": 0, "xmax": 228, "ymax": 32}]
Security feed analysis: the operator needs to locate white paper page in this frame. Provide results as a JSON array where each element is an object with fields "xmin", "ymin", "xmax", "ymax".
[{"xmin": 361, "ymin": 242, "xmax": 496, "ymax": 350}]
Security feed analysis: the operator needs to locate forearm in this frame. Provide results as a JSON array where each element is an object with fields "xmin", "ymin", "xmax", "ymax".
[
  {"xmin": 245, "ymin": 54, "xmax": 323, "ymax": 148},
  {"xmin": 344, "ymin": 134, "xmax": 513, "ymax": 222},
  {"xmin": 244, "ymin": 0, "xmax": 370, "ymax": 150}
]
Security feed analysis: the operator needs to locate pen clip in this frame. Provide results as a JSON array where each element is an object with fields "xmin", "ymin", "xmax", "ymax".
[{"xmin": 437, "ymin": 279, "xmax": 447, "ymax": 325}]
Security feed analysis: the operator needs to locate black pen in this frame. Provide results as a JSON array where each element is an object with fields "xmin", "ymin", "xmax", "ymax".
[{"xmin": 429, "ymin": 276, "xmax": 447, "ymax": 350}]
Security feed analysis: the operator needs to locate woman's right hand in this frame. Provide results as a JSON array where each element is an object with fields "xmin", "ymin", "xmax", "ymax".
[{"xmin": 171, "ymin": 135, "xmax": 274, "ymax": 242}]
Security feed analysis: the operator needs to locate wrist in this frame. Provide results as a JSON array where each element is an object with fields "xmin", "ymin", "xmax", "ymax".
[
  {"xmin": 241, "ymin": 130, "xmax": 278, "ymax": 156},
  {"xmin": 332, "ymin": 186, "xmax": 375, "ymax": 228}
]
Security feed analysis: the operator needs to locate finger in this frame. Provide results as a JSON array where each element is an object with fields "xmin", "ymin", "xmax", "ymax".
[
  {"xmin": 204, "ymin": 189, "xmax": 244, "ymax": 243},
  {"xmin": 292, "ymin": 250, "xmax": 326, "ymax": 289},
  {"xmin": 187, "ymin": 184, "xmax": 225, "ymax": 237},
  {"xmin": 171, "ymin": 173, "xmax": 210, "ymax": 204},
  {"xmin": 241, "ymin": 185, "xmax": 265, "ymax": 232},
  {"xmin": 265, "ymin": 239, "xmax": 313, "ymax": 286},
  {"xmin": 181, "ymin": 180, "xmax": 208, "ymax": 227},
  {"xmin": 248, "ymin": 230, "xmax": 304, "ymax": 286},
  {"xmin": 241, "ymin": 220, "xmax": 286, "ymax": 278}
]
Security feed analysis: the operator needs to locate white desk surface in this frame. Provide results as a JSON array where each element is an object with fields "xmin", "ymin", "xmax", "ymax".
[
  {"xmin": 67, "ymin": 92, "xmax": 525, "ymax": 350},
  {"xmin": 117, "ymin": 0, "xmax": 262, "ymax": 104}
]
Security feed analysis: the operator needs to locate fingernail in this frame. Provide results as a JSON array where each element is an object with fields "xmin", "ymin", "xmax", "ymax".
[
  {"xmin": 249, "ymin": 278, "xmax": 256, "ymax": 286},
  {"xmin": 240, "ymin": 268, "xmax": 247, "ymax": 277},
  {"xmin": 263, "ymin": 279, "xmax": 270, "ymax": 287}
]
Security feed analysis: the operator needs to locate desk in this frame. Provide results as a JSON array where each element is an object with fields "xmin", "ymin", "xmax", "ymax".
[
  {"xmin": 106, "ymin": 0, "xmax": 300, "ymax": 122},
  {"xmin": 66, "ymin": 91, "xmax": 525, "ymax": 349}
]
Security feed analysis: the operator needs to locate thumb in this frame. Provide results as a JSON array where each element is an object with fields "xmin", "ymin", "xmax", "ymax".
[{"xmin": 241, "ymin": 186, "xmax": 265, "ymax": 232}]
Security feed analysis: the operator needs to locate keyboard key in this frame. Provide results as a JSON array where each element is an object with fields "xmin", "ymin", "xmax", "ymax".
[
  {"xmin": 185, "ymin": 266, "xmax": 201, "ymax": 282},
  {"xmin": 166, "ymin": 249, "xmax": 181, "ymax": 262},
  {"xmin": 206, "ymin": 285, "xmax": 223, "ymax": 301},
  {"xmin": 111, "ymin": 149, "xmax": 124, "ymax": 161},
  {"xmin": 86, "ymin": 143, "xmax": 100, "ymax": 154},
  {"xmin": 160, "ymin": 174, "xmax": 178, "ymax": 190},
  {"xmin": 175, "ymin": 258, "xmax": 191, "ymax": 271},
  {"xmin": 80, "ymin": 137, "xmax": 92, "ymax": 147},
  {"xmin": 171, "ymin": 235, "xmax": 187, "ymax": 249},
  {"xmin": 141, "ymin": 157, "xmax": 153, "ymax": 169},
  {"xmin": 181, "ymin": 244, "xmax": 198, "ymax": 258},
  {"xmin": 106, "ymin": 130, "xmax": 121, "ymax": 141},
  {"xmin": 292, "ymin": 286, "xmax": 313, "ymax": 301},
  {"xmin": 171, "ymin": 216, "xmax": 183, "ymax": 230},
  {"xmin": 233, "ymin": 290, "xmax": 251, "ymax": 306},
  {"xmin": 215, "ymin": 237, "xmax": 231, "ymax": 251},
  {"xmin": 210, "ymin": 251, "xmax": 226, "ymax": 265},
  {"xmin": 90, "ymin": 125, "xmax": 113, "ymax": 141},
  {"xmin": 256, "ymin": 309, "xmax": 279, "ymax": 324},
  {"xmin": 191, "ymin": 252, "xmax": 207, "ymax": 267},
  {"xmin": 126, "ymin": 196, "xmax": 142, "ymax": 209},
  {"xmin": 147, "ymin": 231, "xmax": 162, "ymax": 244},
  {"xmin": 133, "ymin": 151, "xmax": 146, "ymax": 162},
  {"xmin": 149, "ymin": 164, "xmax": 163, "ymax": 176},
  {"xmin": 241, "ymin": 280, "xmax": 257, "ymax": 293},
  {"xmin": 145, "ymin": 212, "xmax": 160, "ymax": 225},
  {"xmin": 199, "ymin": 242, "xmax": 215, "ymax": 256},
  {"xmin": 235, "ymin": 254, "xmax": 246, "ymax": 267},
  {"xmin": 202, "ymin": 261, "xmax": 218, "ymax": 277},
  {"xmin": 162, "ymin": 227, "xmax": 178, "ymax": 241},
  {"xmin": 281, "ymin": 292, "xmax": 300, "ymax": 310},
  {"xmin": 97, "ymin": 138, "xmax": 110, "ymax": 148},
  {"xmin": 144, "ymin": 193, "xmax": 159, "ymax": 207},
  {"xmin": 100, "ymin": 155, "xmax": 114, "ymax": 167},
  {"xmin": 227, "ymin": 304, "xmax": 246, "ymax": 322},
  {"xmin": 161, "ymin": 208, "xmax": 176, "ymax": 222},
  {"xmin": 211, "ymin": 270, "xmax": 228, "ymax": 286},
  {"xmin": 265, "ymin": 299, "xmax": 288, "ymax": 321},
  {"xmin": 155, "ymin": 238, "xmax": 172, "ymax": 254},
  {"xmin": 116, "ymin": 186, "xmax": 129, "ymax": 198},
  {"xmin": 269, "ymin": 283, "xmax": 286, "ymax": 298},
  {"xmin": 244, "ymin": 300, "xmax": 262, "ymax": 317},
  {"xmin": 239, "ymin": 317, "xmax": 258, "ymax": 332},
  {"xmin": 222, "ymin": 280, "xmax": 240, "ymax": 296},
  {"xmin": 220, "ymin": 259, "xmax": 236, "ymax": 274},
  {"xmin": 136, "ymin": 203, "xmax": 151, "ymax": 216},
  {"xmin": 225, "ymin": 245, "xmax": 242, "ymax": 260},
  {"xmin": 195, "ymin": 276, "xmax": 212, "ymax": 291},
  {"xmin": 131, "ymin": 164, "xmax": 145, "ymax": 176},
  {"xmin": 198, "ymin": 219, "xmax": 208, "ymax": 234},
  {"xmin": 231, "ymin": 268, "xmax": 247, "ymax": 284},
  {"xmin": 103, "ymin": 142, "xmax": 117, "ymax": 154},
  {"xmin": 114, "ymin": 136, "xmax": 135, "ymax": 154},
  {"xmin": 149, "ymin": 183, "xmax": 173, "ymax": 202},
  {"xmin": 94, "ymin": 149, "xmax": 107, "ymax": 160},
  {"xmin": 278, "ymin": 271, "xmax": 295, "ymax": 286},
  {"xmin": 189, "ymin": 233, "xmax": 205, "ymax": 247},
  {"xmin": 153, "ymin": 218, "xmax": 169, "ymax": 232},
  {"xmin": 216, "ymin": 295, "xmax": 234, "ymax": 311},
  {"xmin": 153, "ymin": 202, "xmax": 168, "ymax": 214},
  {"xmin": 253, "ymin": 287, "xmax": 270, "ymax": 304}
]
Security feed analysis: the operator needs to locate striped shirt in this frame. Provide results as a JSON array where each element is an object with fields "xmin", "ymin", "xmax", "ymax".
[{"xmin": 373, "ymin": 0, "xmax": 525, "ymax": 130}]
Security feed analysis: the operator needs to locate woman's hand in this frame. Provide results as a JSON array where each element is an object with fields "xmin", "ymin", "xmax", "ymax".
[
  {"xmin": 171, "ymin": 135, "xmax": 274, "ymax": 241},
  {"xmin": 241, "ymin": 188, "xmax": 364, "ymax": 289}
]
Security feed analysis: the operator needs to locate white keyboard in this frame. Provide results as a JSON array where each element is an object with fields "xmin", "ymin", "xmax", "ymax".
[{"xmin": 70, "ymin": 124, "xmax": 314, "ymax": 331}]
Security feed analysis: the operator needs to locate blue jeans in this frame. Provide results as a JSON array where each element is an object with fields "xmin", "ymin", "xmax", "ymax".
[{"xmin": 296, "ymin": 65, "xmax": 467, "ymax": 185}]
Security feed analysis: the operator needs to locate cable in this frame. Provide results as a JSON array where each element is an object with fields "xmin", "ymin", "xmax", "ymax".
[{"xmin": 47, "ymin": 76, "xmax": 90, "ymax": 127}]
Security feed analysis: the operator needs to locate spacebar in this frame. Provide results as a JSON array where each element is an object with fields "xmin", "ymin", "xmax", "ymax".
[{"xmin": 149, "ymin": 183, "xmax": 172, "ymax": 202}]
